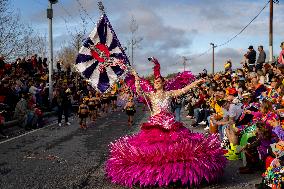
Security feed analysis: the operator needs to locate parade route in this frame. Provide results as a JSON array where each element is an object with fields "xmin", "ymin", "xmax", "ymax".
[
  {"xmin": 1, "ymin": 0, "xmax": 283, "ymax": 188},
  {"xmin": 0, "ymin": 106, "xmax": 146, "ymax": 189},
  {"xmin": 0, "ymin": 107, "xmax": 261, "ymax": 189}
]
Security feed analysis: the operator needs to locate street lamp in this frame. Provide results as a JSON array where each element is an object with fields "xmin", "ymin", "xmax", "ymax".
[
  {"xmin": 47, "ymin": 0, "xmax": 58, "ymax": 104},
  {"xmin": 182, "ymin": 56, "xmax": 188, "ymax": 72},
  {"xmin": 210, "ymin": 43, "xmax": 217, "ymax": 74}
]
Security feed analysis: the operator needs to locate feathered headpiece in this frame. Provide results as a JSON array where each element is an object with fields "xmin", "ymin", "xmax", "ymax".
[{"xmin": 125, "ymin": 57, "xmax": 195, "ymax": 93}]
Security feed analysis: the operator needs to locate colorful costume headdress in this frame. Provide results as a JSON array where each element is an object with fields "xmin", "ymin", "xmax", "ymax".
[{"xmin": 125, "ymin": 57, "xmax": 195, "ymax": 93}]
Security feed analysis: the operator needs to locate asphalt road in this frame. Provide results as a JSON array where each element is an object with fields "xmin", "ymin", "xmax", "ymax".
[{"xmin": 0, "ymin": 107, "xmax": 261, "ymax": 189}]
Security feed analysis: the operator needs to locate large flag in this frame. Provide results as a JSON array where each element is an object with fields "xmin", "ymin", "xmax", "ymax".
[{"xmin": 76, "ymin": 14, "xmax": 130, "ymax": 93}]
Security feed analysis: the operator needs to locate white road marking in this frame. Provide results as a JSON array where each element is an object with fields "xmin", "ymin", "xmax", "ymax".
[{"xmin": 0, "ymin": 122, "xmax": 57, "ymax": 145}]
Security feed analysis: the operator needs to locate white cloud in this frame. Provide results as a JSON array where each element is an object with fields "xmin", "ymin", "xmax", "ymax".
[{"xmin": 14, "ymin": 0, "xmax": 284, "ymax": 75}]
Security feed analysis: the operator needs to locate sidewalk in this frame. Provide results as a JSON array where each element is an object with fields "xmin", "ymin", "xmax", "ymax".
[{"xmin": 0, "ymin": 111, "xmax": 57, "ymax": 141}]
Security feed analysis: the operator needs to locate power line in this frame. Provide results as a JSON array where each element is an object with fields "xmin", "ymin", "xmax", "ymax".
[
  {"xmin": 57, "ymin": 2, "xmax": 86, "ymax": 36},
  {"xmin": 188, "ymin": 0, "xmax": 270, "ymax": 61},
  {"xmin": 32, "ymin": 0, "xmax": 46, "ymax": 7},
  {"xmin": 188, "ymin": 47, "xmax": 212, "ymax": 61},
  {"xmin": 217, "ymin": 0, "xmax": 270, "ymax": 48},
  {"xmin": 58, "ymin": 3, "xmax": 73, "ymax": 19},
  {"xmin": 75, "ymin": 0, "xmax": 97, "ymax": 25},
  {"xmin": 60, "ymin": 16, "xmax": 73, "ymax": 37}
]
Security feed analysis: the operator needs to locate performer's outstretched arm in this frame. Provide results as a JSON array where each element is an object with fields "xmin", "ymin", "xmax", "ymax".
[
  {"xmin": 132, "ymin": 70, "xmax": 143, "ymax": 96},
  {"xmin": 169, "ymin": 79, "xmax": 204, "ymax": 97}
]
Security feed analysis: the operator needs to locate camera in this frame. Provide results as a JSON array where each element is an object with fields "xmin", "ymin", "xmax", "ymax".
[{"xmin": 148, "ymin": 57, "xmax": 154, "ymax": 61}]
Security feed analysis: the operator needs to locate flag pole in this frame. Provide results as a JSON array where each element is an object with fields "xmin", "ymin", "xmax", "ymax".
[
  {"xmin": 127, "ymin": 66, "xmax": 152, "ymax": 114},
  {"xmin": 97, "ymin": 1, "xmax": 152, "ymax": 114}
]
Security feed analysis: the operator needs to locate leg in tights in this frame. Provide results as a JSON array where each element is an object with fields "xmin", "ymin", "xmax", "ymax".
[{"xmin": 58, "ymin": 106, "xmax": 63, "ymax": 124}]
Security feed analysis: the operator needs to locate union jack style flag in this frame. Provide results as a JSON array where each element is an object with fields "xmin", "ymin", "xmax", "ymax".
[{"xmin": 76, "ymin": 14, "xmax": 129, "ymax": 93}]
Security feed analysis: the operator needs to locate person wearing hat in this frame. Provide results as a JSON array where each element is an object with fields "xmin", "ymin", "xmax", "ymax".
[
  {"xmin": 224, "ymin": 59, "xmax": 232, "ymax": 73},
  {"xmin": 244, "ymin": 45, "xmax": 256, "ymax": 72},
  {"xmin": 278, "ymin": 42, "xmax": 284, "ymax": 65},
  {"xmin": 223, "ymin": 89, "xmax": 244, "ymax": 160},
  {"xmin": 242, "ymin": 91, "xmax": 252, "ymax": 102}
]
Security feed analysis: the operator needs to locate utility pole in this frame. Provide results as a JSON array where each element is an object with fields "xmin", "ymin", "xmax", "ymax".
[
  {"xmin": 47, "ymin": 0, "xmax": 58, "ymax": 104},
  {"xmin": 268, "ymin": 0, "xmax": 279, "ymax": 63},
  {"xmin": 269, "ymin": 0, "xmax": 273, "ymax": 63},
  {"xmin": 210, "ymin": 43, "xmax": 217, "ymax": 74},
  {"xmin": 182, "ymin": 56, "xmax": 188, "ymax": 72},
  {"xmin": 131, "ymin": 38, "xmax": 134, "ymax": 66},
  {"xmin": 129, "ymin": 16, "xmax": 143, "ymax": 67}
]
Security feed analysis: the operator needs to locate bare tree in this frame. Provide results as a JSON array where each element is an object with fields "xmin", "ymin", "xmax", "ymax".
[
  {"xmin": 36, "ymin": 33, "xmax": 48, "ymax": 58},
  {"xmin": 57, "ymin": 46, "xmax": 77, "ymax": 71},
  {"xmin": 21, "ymin": 25, "xmax": 35, "ymax": 57},
  {"xmin": 71, "ymin": 31, "xmax": 85, "ymax": 53},
  {"xmin": 128, "ymin": 15, "xmax": 143, "ymax": 66},
  {"xmin": 0, "ymin": 0, "xmax": 26, "ymax": 60},
  {"xmin": 16, "ymin": 25, "xmax": 48, "ymax": 59}
]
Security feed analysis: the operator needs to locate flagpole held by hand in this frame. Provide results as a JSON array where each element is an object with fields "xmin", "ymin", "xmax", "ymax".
[{"xmin": 128, "ymin": 66, "xmax": 152, "ymax": 114}]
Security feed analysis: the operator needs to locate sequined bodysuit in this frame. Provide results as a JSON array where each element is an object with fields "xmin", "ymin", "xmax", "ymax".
[
  {"xmin": 141, "ymin": 91, "xmax": 182, "ymax": 130},
  {"xmin": 148, "ymin": 91, "xmax": 172, "ymax": 116}
]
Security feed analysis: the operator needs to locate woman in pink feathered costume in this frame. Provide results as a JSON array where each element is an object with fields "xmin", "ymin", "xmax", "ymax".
[{"xmin": 105, "ymin": 58, "xmax": 226, "ymax": 188}]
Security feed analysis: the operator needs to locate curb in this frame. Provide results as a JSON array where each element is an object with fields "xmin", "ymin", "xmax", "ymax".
[{"xmin": 2, "ymin": 111, "xmax": 56, "ymax": 128}]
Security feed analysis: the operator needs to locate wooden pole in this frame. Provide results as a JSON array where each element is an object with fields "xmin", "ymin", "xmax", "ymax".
[{"xmin": 269, "ymin": 0, "xmax": 273, "ymax": 63}]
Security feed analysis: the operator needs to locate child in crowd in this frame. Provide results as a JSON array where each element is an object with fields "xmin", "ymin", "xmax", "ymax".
[
  {"xmin": 239, "ymin": 122, "xmax": 272, "ymax": 174},
  {"xmin": 94, "ymin": 92, "xmax": 101, "ymax": 119},
  {"xmin": 78, "ymin": 99, "xmax": 89, "ymax": 129},
  {"xmin": 255, "ymin": 122, "xmax": 284, "ymax": 189},
  {"xmin": 123, "ymin": 96, "xmax": 136, "ymax": 127},
  {"xmin": 87, "ymin": 91, "xmax": 96, "ymax": 121},
  {"xmin": 101, "ymin": 93, "xmax": 110, "ymax": 114},
  {"xmin": 110, "ymin": 84, "xmax": 118, "ymax": 112}
]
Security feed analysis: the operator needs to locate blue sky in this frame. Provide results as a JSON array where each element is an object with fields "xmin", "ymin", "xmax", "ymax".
[{"xmin": 10, "ymin": 0, "xmax": 284, "ymax": 75}]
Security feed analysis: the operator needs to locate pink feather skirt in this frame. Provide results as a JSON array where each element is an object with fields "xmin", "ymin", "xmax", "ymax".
[{"xmin": 105, "ymin": 112, "xmax": 226, "ymax": 188}]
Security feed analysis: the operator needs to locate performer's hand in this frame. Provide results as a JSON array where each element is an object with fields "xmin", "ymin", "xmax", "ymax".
[
  {"xmin": 268, "ymin": 118, "xmax": 280, "ymax": 127},
  {"xmin": 132, "ymin": 69, "xmax": 139, "ymax": 78},
  {"xmin": 191, "ymin": 79, "xmax": 204, "ymax": 87},
  {"xmin": 238, "ymin": 146, "xmax": 246, "ymax": 153},
  {"xmin": 245, "ymin": 110, "xmax": 251, "ymax": 114}
]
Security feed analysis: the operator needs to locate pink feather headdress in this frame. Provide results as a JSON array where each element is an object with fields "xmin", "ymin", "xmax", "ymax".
[{"xmin": 125, "ymin": 57, "xmax": 195, "ymax": 93}]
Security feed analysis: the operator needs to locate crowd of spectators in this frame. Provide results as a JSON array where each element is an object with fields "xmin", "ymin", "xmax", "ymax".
[
  {"xmin": 1, "ymin": 41, "xmax": 284, "ymax": 188},
  {"xmin": 177, "ymin": 43, "xmax": 284, "ymax": 189},
  {"xmin": 0, "ymin": 54, "xmax": 132, "ymax": 138},
  {"xmin": 0, "ymin": 54, "xmax": 50, "ymax": 131}
]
